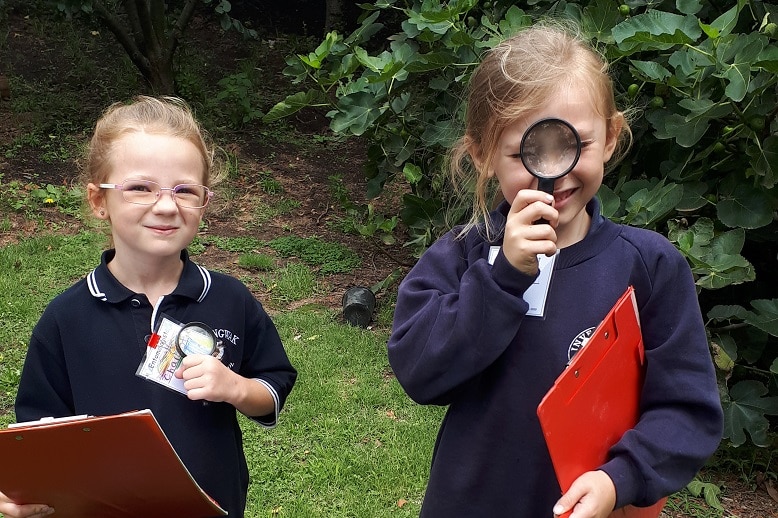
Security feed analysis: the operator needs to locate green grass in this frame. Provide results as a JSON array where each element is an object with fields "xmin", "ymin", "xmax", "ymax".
[
  {"xmin": 243, "ymin": 308, "xmax": 442, "ymax": 517},
  {"xmin": 238, "ymin": 252, "xmax": 275, "ymax": 271},
  {"xmin": 0, "ymin": 231, "xmax": 106, "ymax": 413},
  {"xmin": 0, "ymin": 231, "xmax": 443, "ymax": 516},
  {"xmin": 260, "ymin": 262, "xmax": 319, "ymax": 305}
]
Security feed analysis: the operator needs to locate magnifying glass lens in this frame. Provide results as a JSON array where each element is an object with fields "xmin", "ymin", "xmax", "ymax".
[
  {"xmin": 521, "ymin": 120, "xmax": 580, "ymax": 178},
  {"xmin": 177, "ymin": 324, "xmax": 217, "ymax": 356}
]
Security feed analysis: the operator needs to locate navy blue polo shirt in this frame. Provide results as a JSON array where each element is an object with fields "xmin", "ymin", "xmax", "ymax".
[{"xmin": 16, "ymin": 250, "xmax": 297, "ymax": 517}]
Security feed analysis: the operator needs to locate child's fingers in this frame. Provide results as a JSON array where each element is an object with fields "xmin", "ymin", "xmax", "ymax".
[
  {"xmin": 553, "ymin": 484, "xmax": 584, "ymax": 517},
  {"xmin": 554, "ymin": 470, "xmax": 616, "ymax": 518},
  {"xmin": 508, "ymin": 189, "xmax": 555, "ymax": 217},
  {"xmin": 0, "ymin": 502, "xmax": 55, "ymax": 518}
]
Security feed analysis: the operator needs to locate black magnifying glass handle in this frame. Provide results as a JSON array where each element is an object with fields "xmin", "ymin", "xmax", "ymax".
[{"xmin": 534, "ymin": 178, "xmax": 555, "ymax": 225}]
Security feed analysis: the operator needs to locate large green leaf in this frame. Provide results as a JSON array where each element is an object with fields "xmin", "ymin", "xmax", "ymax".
[
  {"xmin": 629, "ymin": 60, "xmax": 672, "ymax": 81},
  {"xmin": 676, "ymin": 0, "xmax": 703, "ymax": 16},
  {"xmin": 755, "ymin": 45, "xmax": 778, "ymax": 74},
  {"xmin": 498, "ymin": 5, "xmax": 531, "ymax": 37},
  {"xmin": 330, "ymin": 92, "xmax": 384, "ymax": 136},
  {"xmin": 299, "ymin": 32, "xmax": 340, "ymax": 69},
  {"xmin": 645, "ymin": 110, "xmax": 707, "ymax": 147},
  {"xmin": 612, "ymin": 11, "xmax": 701, "ymax": 53},
  {"xmin": 668, "ymin": 46, "xmax": 715, "ymax": 77},
  {"xmin": 722, "ymin": 380, "xmax": 778, "ymax": 447},
  {"xmin": 751, "ymin": 135, "xmax": 778, "ymax": 189},
  {"xmin": 714, "ymin": 33, "xmax": 765, "ymax": 102},
  {"xmin": 716, "ymin": 183, "xmax": 773, "ymax": 229},
  {"xmin": 699, "ymin": 1, "xmax": 743, "ymax": 38},
  {"xmin": 405, "ymin": 50, "xmax": 458, "ymax": 73},
  {"xmin": 681, "ymin": 226, "xmax": 755, "ymax": 289},
  {"xmin": 343, "ymin": 11, "xmax": 383, "ymax": 45},
  {"xmin": 708, "ymin": 304, "xmax": 750, "ymax": 322},
  {"xmin": 581, "ymin": 0, "xmax": 620, "ymax": 43},
  {"xmin": 262, "ymin": 90, "xmax": 327, "ymax": 123},
  {"xmin": 623, "ymin": 181, "xmax": 683, "ymax": 227},
  {"xmin": 597, "ymin": 184, "xmax": 621, "ymax": 219},
  {"xmin": 675, "ymin": 181, "xmax": 709, "ymax": 211},
  {"xmin": 745, "ymin": 299, "xmax": 778, "ymax": 337}
]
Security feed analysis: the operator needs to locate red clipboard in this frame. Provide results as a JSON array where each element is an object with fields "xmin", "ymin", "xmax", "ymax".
[
  {"xmin": 537, "ymin": 286, "xmax": 666, "ymax": 518},
  {"xmin": 0, "ymin": 409, "xmax": 226, "ymax": 518}
]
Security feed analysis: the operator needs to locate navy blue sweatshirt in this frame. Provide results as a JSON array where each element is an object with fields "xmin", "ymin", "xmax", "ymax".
[
  {"xmin": 387, "ymin": 199, "xmax": 723, "ymax": 517},
  {"xmin": 15, "ymin": 250, "xmax": 297, "ymax": 518}
]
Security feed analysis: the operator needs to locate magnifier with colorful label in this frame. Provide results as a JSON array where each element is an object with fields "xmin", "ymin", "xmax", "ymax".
[
  {"xmin": 176, "ymin": 322, "xmax": 222, "ymax": 357},
  {"xmin": 520, "ymin": 118, "xmax": 581, "ymax": 224}
]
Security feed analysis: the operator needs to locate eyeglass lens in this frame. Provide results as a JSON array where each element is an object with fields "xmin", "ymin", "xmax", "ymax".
[{"xmin": 121, "ymin": 180, "xmax": 210, "ymax": 208}]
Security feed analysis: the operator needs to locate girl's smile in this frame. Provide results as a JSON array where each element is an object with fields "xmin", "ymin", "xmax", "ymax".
[
  {"xmin": 88, "ymin": 131, "xmax": 206, "ymax": 272},
  {"xmin": 489, "ymin": 86, "xmax": 621, "ymax": 248}
]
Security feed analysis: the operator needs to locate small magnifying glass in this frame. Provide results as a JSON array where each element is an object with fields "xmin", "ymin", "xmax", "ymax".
[
  {"xmin": 520, "ymin": 117, "xmax": 582, "ymax": 196},
  {"xmin": 176, "ymin": 322, "xmax": 221, "ymax": 357}
]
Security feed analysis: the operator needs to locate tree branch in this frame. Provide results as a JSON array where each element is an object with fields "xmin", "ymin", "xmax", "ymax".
[
  {"xmin": 92, "ymin": 0, "xmax": 151, "ymax": 78},
  {"xmin": 164, "ymin": 0, "xmax": 198, "ymax": 65},
  {"xmin": 133, "ymin": 0, "xmax": 162, "ymax": 60}
]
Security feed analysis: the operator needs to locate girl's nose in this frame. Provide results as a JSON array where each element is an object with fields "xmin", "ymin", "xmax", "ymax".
[{"xmin": 151, "ymin": 189, "xmax": 180, "ymax": 212}]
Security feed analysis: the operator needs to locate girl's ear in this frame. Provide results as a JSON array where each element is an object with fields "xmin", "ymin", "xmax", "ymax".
[
  {"xmin": 466, "ymin": 135, "xmax": 491, "ymax": 177},
  {"xmin": 87, "ymin": 183, "xmax": 109, "ymax": 219},
  {"xmin": 603, "ymin": 112, "xmax": 625, "ymax": 162}
]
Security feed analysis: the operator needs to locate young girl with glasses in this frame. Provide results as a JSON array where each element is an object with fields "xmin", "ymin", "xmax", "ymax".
[
  {"xmin": 387, "ymin": 22, "xmax": 723, "ymax": 518},
  {"xmin": 0, "ymin": 96, "xmax": 297, "ymax": 518}
]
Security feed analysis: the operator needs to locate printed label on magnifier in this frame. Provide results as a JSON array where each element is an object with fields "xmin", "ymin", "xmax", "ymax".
[{"xmin": 136, "ymin": 315, "xmax": 188, "ymax": 396}]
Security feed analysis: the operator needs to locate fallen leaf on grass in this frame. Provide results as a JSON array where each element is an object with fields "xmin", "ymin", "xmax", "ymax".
[{"xmin": 766, "ymin": 480, "xmax": 778, "ymax": 503}]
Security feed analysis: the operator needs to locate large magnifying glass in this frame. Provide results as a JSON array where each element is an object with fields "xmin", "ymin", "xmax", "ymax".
[
  {"xmin": 176, "ymin": 322, "xmax": 221, "ymax": 357},
  {"xmin": 520, "ymin": 118, "xmax": 581, "ymax": 196}
]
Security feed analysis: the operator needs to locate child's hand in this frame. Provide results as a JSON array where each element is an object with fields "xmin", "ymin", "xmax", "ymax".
[
  {"xmin": 175, "ymin": 354, "xmax": 239, "ymax": 403},
  {"xmin": 553, "ymin": 470, "xmax": 616, "ymax": 518},
  {"xmin": 503, "ymin": 189, "xmax": 558, "ymax": 275},
  {"xmin": 0, "ymin": 491, "xmax": 54, "ymax": 518}
]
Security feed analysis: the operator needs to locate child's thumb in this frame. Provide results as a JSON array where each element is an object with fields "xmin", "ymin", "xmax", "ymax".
[{"xmin": 553, "ymin": 489, "xmax": 582, "ymax": 517}]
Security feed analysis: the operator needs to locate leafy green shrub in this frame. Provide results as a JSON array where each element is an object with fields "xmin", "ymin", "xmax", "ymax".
[{"xmin": 267, "ymin": 0, "xmax": 778, "ymax": 449}]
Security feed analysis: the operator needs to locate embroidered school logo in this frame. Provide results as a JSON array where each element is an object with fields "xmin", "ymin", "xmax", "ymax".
[{"xmin": 568, "ymin": 327, "xmax": 595, "ymax": 361}]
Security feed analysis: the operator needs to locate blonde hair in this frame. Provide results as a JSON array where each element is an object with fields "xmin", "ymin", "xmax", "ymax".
[
  {"xmin": 82, "ymin": 95, "xmax": 223, "ymax": 188},
  {"xmin": 450, "ymin": 21, "xmax": 632, "ymax": 239}
]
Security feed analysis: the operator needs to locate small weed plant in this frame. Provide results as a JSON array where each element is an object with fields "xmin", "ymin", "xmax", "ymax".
[{"xmin": 269, "ymin": 235, "xmax": 360, "ymax": 275}]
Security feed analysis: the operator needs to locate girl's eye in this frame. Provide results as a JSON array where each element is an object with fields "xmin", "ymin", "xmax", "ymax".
[{"xmin": 125, "ymin": 181, "xmax": 153, "ymax": 192}]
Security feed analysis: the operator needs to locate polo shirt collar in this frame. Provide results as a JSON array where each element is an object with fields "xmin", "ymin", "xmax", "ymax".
[{"xmin": 86, "ymin": 249, "xmax": 212, "ymax": 304}]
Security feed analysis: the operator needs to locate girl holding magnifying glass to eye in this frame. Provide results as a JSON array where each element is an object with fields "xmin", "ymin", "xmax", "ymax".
[
  {"xmin": 2, "ymin": 96, "xmax": 296, "ymax": 518},
  {"xmin": 388, "ymin": 21, "xmax": 722, "ymax": 518}
]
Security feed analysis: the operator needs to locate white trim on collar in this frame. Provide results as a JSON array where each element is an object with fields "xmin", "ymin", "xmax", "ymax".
[
  {"xmin": 195, "ymin": 264, "xmax": 211, "ymax": 302},
  {"xmin": 86, "ymin": 270, "xmax": 107, "ymax": 301}
]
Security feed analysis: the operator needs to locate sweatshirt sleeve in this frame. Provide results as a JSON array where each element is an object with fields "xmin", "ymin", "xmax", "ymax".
[
  {"xmin": 600, "ymin": 236, "xmax": 724, "ymax": 508},
  {"xmin": 387, "ymin": 231, "xmax": 537, "ymax": 405}
]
